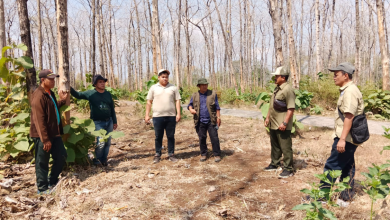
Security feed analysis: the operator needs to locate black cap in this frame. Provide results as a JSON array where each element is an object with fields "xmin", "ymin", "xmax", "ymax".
[
  {"xmin": 93, "ymin": 74, "xmax": 108, "ymax": 86},
  {"xmin": 39, "ymin": 69, "xmax": 59, "ymax": 79}
]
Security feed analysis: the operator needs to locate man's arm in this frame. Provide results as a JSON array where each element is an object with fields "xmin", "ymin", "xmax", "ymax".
[
  {"xmin": 188, "ymin": 97, "xmax": 196, "ymax": 115},
  {"xmin": 337, "ymin": 113, "xmax": 354, "ymax": 153},
  {"xmin": 279, "ymin": 109, "xmax": 294, "ymax": 131},
  {"xmin": 70, "ymin": 87, "xmax": 89, "ymax": 100},
  {"xmin": 176, "ymin": 99, "xmax": 181, "ymax": 122},
  {"xmin": 145, "ymin": 100, "xmax": 153, "ymax": 123},
  {"xmin": 110, "ymin": 95, "xmax": 118, "ymax": 130},
  {"xmin": 32, "ymin": 96, "xmax": 51, "ymax": 151},
  {"xmin": 215, "ymin": 95, "xmax": 221, "ymax": 126}
]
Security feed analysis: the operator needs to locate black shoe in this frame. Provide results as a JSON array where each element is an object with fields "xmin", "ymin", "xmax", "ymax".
[
  {"xmin": 278, "ymin": 169, "xmax": 294, "ymax": 178},
  {"xmin": 264, "ymin": 164, "xmax": 281, "ymax": 171},
  {"xmin": 153, "ymin": 156, "xmax": 161, "ymax": 164},
  {"xmin": 102, "ymin": 162, "xmax": 108, "ymax": 167},
  {"xmin": 339, "ymin": 189, "xmax": 355, "ymax": 201}
]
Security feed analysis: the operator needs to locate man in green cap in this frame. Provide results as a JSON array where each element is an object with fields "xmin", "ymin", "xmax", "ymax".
[
  {"xmin": 319, "ymin": 62, "xmax": 364, "ymax": 201},
  {"xmin": 264, "ymin": 66, "xmax": 296, "ymax": 178},
  {"xmin": 188, "ymin": 78, "xmax": 222, "ymax": 162}
]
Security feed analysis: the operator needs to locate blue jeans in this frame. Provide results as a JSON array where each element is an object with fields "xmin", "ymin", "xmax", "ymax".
[
  {"xmin": 153, "ymin": 116, "xmax": 176, "ymax": 156},
  {"xmin": 321, "ymin": 138, "xmax": 357, "ymax": 199},
  {"xmin": 93, "ymin": 118, "xmax": 113, "ymax": 164}
]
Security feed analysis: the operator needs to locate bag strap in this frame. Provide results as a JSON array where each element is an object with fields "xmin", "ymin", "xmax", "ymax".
[{"xmin": 338, "ymin": 107, "xmax": 345, "ymax": 122}]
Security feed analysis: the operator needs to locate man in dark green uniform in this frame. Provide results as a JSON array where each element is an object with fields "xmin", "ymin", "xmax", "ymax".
[
  {"xmin": 264, "ymin": 66, "xmax": 296, "ymax": 178},
  {"xmin": 70, "ymin": 74, "xmax": 118, "ymax": 166}
]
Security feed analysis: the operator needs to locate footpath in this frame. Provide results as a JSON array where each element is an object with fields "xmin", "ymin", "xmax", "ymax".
[{"xmin": 178, "ymin": 103, "xmax": 390, "ymax": 135}]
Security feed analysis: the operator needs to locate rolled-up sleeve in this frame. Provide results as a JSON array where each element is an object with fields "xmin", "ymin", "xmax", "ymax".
[{"xmin": 215, "ymin": 95, "xmax": 221, "ymax": 110}]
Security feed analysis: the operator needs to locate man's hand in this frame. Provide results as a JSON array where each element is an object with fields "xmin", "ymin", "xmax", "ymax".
[
  {"xmin": 264, "ymin": 117, "xmax": 270, "ymax": 127},
  {"xmin": 189, "ymin": 109, "xmax": 196, "ymax": 115},
  {"xmin": 43, "ymin": 141, "xmax": 52, "ymax": 152},
  {"xmin": 59, "ymin": 90, "xmax": 68, "ymax": 101},
  {"xmin": 145, "ymin": 115, "xmax": 151, "ymax": 124},
  {"xmin": 176, "ymin": 114, "xmax": 181, "ymax": 122},
  {"xmin": 278, "ymin": 123, "xmax": 286, "ymax": 131},
  {"xmin": 337, "ymin": 139, "xmax": 346, "ymax": 153},
  {"xmin": 217, "ymin": 118, "xmax": 221, "ymax": 127},
  {"xmin": 113, "ymin": 124, "xmax": 118, "ymax": 130}
]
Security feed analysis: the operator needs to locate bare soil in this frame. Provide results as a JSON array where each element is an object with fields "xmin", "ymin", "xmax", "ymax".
[{"xmin": 1, "ymin": 101, "xmax": 390, "ymax": 220}]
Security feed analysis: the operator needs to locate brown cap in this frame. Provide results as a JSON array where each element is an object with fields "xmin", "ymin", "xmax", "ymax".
[
  {"xmin": 39, "ymin": 69, "xmax": 59, "ymax": 79},
  {"xmin": 158, "ymin": 69, "xmax": 170, "ymax": 76}
]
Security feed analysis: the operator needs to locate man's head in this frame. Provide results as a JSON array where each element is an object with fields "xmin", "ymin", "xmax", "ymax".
[
  {"xmin": 329, "ymin": 62, "xmax": 354, "ymax": 87},
  {"xmin": 93, "ymin": 74, "xmax": 107, "ymax": 90},
  {"xmin": 197, "ymin": 78, "xmax": 209, "ymax": 93},
  {"xmin": 270, "ymin": 66, "xmax": 289, "ymax": 85},
  {"xmin": 158, "ymin": 69, "xmax": 170, "ymax": 86},
  {"xmin": 39, "ymin": 69, "xmax": 58, "ymax": 89}
]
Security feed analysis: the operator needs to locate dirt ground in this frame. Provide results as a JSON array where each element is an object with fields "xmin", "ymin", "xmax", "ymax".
[{"xmin": 1, "ymin": 101, "xmax": 390, "ymax": 220}]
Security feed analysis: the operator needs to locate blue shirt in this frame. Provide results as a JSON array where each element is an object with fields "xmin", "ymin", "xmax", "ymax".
[{"xmin": 188, "ymin": 91, "xmax": 221, "ymax": 124}]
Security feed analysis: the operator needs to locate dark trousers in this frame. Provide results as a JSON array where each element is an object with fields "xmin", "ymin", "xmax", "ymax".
[
  {"xmin": 321, "ymin": 138, "xmax": 357, "ymax": 199},
  {"xmin": 270, "ymin": 129, "xmax": 293, "ymax": 171},
  {"xmin": 153, "ymin": 116, "xmax": 176, "ymax": 156},
  {"xmin": 33, "ymin": 137, "xmax": 67, "ymax": 192},
  {"xmin": 196, "ymin": 122, "xmax": 221, "ymax": 156}
]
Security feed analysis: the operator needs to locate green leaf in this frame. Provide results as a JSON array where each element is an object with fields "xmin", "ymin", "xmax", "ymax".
[
  {"xmin": 14, "ymin": 126, "xmax": 30, "ymax": 134},
  {"xmin": 84, "ymin": 119, "xmax": 95, "ymax": 132},
  {"xmin": 63, "ymin": 125, "xmax": 71, "ymax": 134},
  {"xmin": 260, "ymin": 103, "xmax": 270, "ymax": 118},
  {"xmin": 292, "ymin": 203, "xmax": 314, "ymax": 211},
  {"xmin": 91, "ymin": 129, "xmax": 107, "ymax": 137},
  {"xmin": 10, "ymin": 113, "xmax": 30, "ymax": 124},
  {"xmin": 10, "ymin": 90, "xmax": 24, "ymax": 100},
  {"xmin": 16, "ymin": 44, "xmax": 28, "ymax": 51},
  {"xmin": 0, "ymin": 57, "xmax": 10, "ymax": 78},
  {"xmin": 15, "ymin": 56, "xmax": 33, "ymax": 69},
  {"xmin": 107, "ymin": 131, "xmax": 125, "ymax": 139},
  {"xmin": 59, "ymin": 105, "xmax": 72, "ymax": 114},
  {"xmin": 14, "ymin": 140, "xmax": 29, "ymax": 151},
  {"xmin": 66, "ymin": 147, "xmax": 75, "ymax": 162},
  {"xmin": 2, "ymin": 45, "xmax": 12, "ymax": 57},
  {"xmin": 11, "ymin": 71, "xmax": 26, "ymax": 78},
  {"xmin": 68, "ymin": 132, "xmax": 84, "ymax": 145},
  {"xmin": 319, "ymin": 207, "xmax": 337, "ymax": 220},
  {"xmin": 295, "ymin": 121, "xmax": 304, "ymax": 129}
]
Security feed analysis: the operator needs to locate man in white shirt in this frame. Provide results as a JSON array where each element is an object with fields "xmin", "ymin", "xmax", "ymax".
[{"xmin": 145, "ymin": 69, "xmax": 181, "ymax": 163}]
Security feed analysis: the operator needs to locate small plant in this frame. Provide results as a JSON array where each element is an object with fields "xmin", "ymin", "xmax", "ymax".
[
  {"xmin": 295, "ymin": 90, "xmax": 314, "ymax": 110},
  {"xmin": 310, "ymin": 105, "xmax": 323, "ymax": 115},
  {"xmin": 293, "ymin": 170, "xmax": 351, "ymax": 220},
  {"xmin": 363, "ymin": 89, "xmax": 390, "ymax": 119},
  {"xmin": 317, "ymin": 72, "xmax": 325, "ymax": 80},
  {"xmin": 62, "ymin": 116, "xmax": 124, "ymax": 164}
]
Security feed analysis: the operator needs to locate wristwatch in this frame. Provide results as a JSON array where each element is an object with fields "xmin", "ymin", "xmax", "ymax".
[{"xmin": 282, "ymin": 121, "xmax": 287, "ymax": 126}]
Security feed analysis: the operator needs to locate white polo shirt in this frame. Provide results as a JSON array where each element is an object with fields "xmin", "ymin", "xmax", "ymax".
[{"xmin": 146, "ymin": 83, "xmax": 181, "ymax": 117}]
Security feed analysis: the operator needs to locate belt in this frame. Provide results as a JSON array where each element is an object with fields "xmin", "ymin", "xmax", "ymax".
[{"xmin": 95, "ymin": 118, "xmax": 111, "ymax": 122}]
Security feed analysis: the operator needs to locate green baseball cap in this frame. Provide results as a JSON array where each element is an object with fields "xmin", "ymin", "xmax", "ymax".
[
  {"xmin": 197, "ymin": 78, "xmax": 209, "ymax": 86},
  {"xmin": 270, "ymin": 66, "xmax": 289, "ymax": 76},
  {"xmin": 328, "ymin": 62, "xmax": 355, "ymax": 75}
]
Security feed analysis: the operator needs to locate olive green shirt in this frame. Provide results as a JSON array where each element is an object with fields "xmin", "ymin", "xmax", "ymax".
[
  {"xmin": 269, "ymin": 82, "xmax": 296, "ymax": 130},
  {"xmin": 332, "ymin": 81, "xmax": 364, "ymax": 145}
]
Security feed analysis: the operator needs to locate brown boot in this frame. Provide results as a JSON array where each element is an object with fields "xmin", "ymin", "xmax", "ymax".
[
  {"xmin": 214, "ymin": 156, "xmax": 221, "ymax": 163},
  {"xmin": 200, "ymin": 156, "xmax": 207, "ymax": 162},
  {"xmin": 169, "ymin": 155, "xmax": 179, "ymax": 162}
]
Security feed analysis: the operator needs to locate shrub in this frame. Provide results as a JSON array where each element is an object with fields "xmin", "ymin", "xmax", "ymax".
[
  {"xmin": 295, "ymin": 90, "xmax": 314, "ymax": 110},
  {"xmin": 363, "ymin": 89, "xmax": 390, "ymax": 119},
  {"xmin": 299, "ymin": 75, "xmax": 339, "ymax": 107},
  {"xmin": 310, "ymin": 105, "xmax": 323, "ymax": 115}
]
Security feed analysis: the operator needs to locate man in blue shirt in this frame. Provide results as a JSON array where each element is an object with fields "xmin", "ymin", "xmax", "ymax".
[{"xmin": 188, "ymin": 78, "xmax": 222, "ymax": 162}]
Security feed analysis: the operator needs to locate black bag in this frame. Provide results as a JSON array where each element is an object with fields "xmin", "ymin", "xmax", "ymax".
[
  {"xmin": 338, "ymin": 108, "xmax": 370, "ymax": 144},
  {"xmin": 273, "ymin": 88, "xmax": 288, "ymax": 112}
]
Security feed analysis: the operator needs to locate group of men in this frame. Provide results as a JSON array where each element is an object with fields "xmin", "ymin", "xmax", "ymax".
[{"xmin": 30, "ymin": 62, "xmax": 364, "ymax": 201}]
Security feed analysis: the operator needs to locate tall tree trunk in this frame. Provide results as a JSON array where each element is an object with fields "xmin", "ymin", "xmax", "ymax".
[
  {"xmin": 17, "ymin": 0, "xmax": 37, "ymax": 99},
  {"xmin": 152, "ymin": 0, "xmax": 162, "ymax": 69},
  {"xmin": 268, "ymin": 0, "xmax": 284, "ymax": 67},
  {"xmin": 315, "ymin": 0, "xmax": 321, "ymax": 76},
  {"xmin": 147, "ymin": 1, "xmax": 157, "ymax": 75},
  {"xmin": 239, "ymin": 0, "xmax": 244, "ymax": 93},
  {"xmin": 96, "ymin": 0, "xmax": 104, "ymax": 76},
  {"xmin": 43, "ymin": 4, "xmax": 58, "ymax": 74},
  {"xmin": 327, "ymin": 0, "xmax": 335, "ymax": 68},
  {"xmin": 56, "ymin": 0, "xmax": 70, "ymax": 123},
  {"xmin": 176, "ymin": 0, "xmax": 181, "ymax": 87},
  {"xmin": 184, "ymin": 0, "xmax": 191, "ymax": 86},
  {"xmin": 91, "ymin": 0, "xmax": 96, "ymax": 76},
  {"xmin": 355, "ymin": 0, "xmax": 361, "ymax": 83},
  {"xmin": 37, "ymin": 0, "xmax": 43, "ymax": 70},
  {"xmin": 286, "ymin": 0, "xmax": 299, "ymax": 88},
  {"xmin": 134, "ymin": 0, "xmax": 143, "ymax": 90},
  {"xmin": 213, "ymin": 0, "xmax": 239, "ymax": 95},
  {"xmin": 0, "ymin": 0, "xmax": 6, "ymax": 65},
  {"xmin": 376, "ymin": 0, "xmax": 389, "ymax": 90}
]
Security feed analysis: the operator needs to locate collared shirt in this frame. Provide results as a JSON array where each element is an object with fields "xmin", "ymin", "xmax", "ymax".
[
  {"xmin": 188, "ymin": 91, "xmax": 221, "ymax": 124},
  {"xmin": 146, "ymin": 83, "xmax": 181, "ymax": 117},
  {"xmin": 269, "ymin": 82, "xmax": 296, "ymax": 130},
  {"xmin": 332, "ymin": 81, "xmax": 364, "ymax": 144}
]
